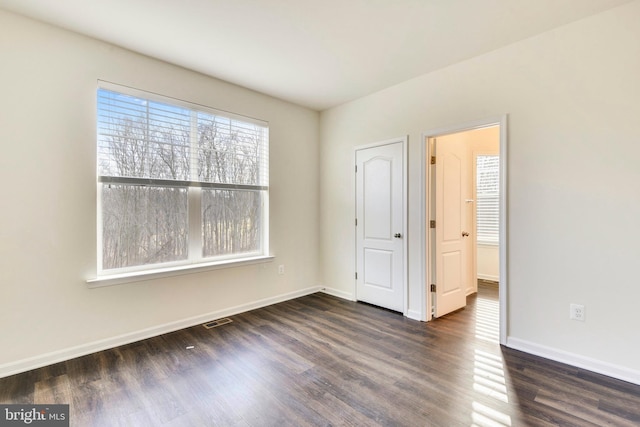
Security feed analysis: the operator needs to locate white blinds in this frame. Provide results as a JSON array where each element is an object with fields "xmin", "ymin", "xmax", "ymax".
[
  {"xmin": 476, "ymin": 155, "xmax": 499, "ymax": 244},
  {"xmin": 97, "ymin": 85, "xmax": 268, "ymax": 190}
]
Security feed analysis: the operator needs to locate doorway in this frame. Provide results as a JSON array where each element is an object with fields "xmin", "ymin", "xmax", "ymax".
[{"xmin": 422, "ymin": 117, "xmax": 507, "ymax": 344}]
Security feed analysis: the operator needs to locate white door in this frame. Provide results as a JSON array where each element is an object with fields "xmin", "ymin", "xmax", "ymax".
[
  {"xmin": 355, "ymin": 140, "xmax": 405, "ymax": 312},
  {"xmin": 432, "ymin": 135, "xmax": 468, "ymax": 317}
]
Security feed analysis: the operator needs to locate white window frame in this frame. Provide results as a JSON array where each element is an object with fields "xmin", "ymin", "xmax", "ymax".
[
  {"xmin": 475, "ymin": 153, "xmax": 500, "ymax": 246},
  {"xmin": 90, "ymin": 81, "xmax": 270, "ymax": 285}
]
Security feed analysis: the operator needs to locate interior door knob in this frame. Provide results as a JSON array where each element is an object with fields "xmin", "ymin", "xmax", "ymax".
[
  {"xmin": 462, "ymin": 231, "xmax": 469, "ymax": 237},
  {"xmin": 394, "ymin": 233, "xmax": 402, "ymax": 238}
]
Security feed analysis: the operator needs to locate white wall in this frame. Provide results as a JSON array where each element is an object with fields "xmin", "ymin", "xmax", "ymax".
[
  {"xmin": 320, "ymin": 1, "xmax": 640, "ymax": 382},
  {"xmin": 477, "ymin": 245, "xmax": 499, "ymax": 282},
  {"xmin": 0, "ymin": 10, "xmax": 320, "ymax": 376}
]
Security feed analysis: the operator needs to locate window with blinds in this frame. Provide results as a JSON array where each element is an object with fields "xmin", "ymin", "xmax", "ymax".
[
  {"xmin": 476, "ymin": 155, "xmax": 499, "ymax": 245},
  {"xmin": 97, "ymin": 83, "xmax": 269, "ymax": 272}
]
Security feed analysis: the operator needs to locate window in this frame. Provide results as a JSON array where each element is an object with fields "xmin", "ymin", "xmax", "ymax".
[
  {"xmin": 97, "ymin": 83, "xmax": 269, "ymax": 273},
  {"xmin": 476, "ymin": 155, "xmax": 499, "ymax": 245}
]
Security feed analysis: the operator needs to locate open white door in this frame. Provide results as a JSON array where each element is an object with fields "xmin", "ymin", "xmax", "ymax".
[
  {"xmin": 355, "ymin": 140, "xmax": 405, "ymax": 313},
  {"xmin": 432, "ymin": 135, "xmax": 468, "ymax": 317}
]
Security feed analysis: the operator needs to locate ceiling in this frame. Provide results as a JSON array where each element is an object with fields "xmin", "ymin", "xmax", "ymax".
[{"xmin": 0, "ymin": 0, "xmax": 632, "ymax": 110}]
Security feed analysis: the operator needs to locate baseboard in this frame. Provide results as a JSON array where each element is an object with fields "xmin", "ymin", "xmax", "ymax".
[
  {"xmin": 406, "ymin": 309, "xmax": 423, "ymax": 321},
  {"xmin": 507, "ymin": 337, "xmax": 640, "ymax": 386},
  {"xmin": 320, "ymin": 286, "xmax": 355, "ymax": 301},
  {"xmin": 478, "ymin": 273, "xmax": 499, "ymax": 282},
  {"xmin": 0, "ymin": 286, "xmax": 323, "ymax": 379}
]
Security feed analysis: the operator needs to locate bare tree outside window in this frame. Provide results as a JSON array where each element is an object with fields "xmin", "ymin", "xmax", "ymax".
[{"xmin": 97, "ymin": 86, "xmax": 268, "ymax": 271}]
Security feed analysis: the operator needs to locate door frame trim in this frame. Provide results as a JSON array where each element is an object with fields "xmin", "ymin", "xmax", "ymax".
[
  {"xmin": 354, "ymin": 136, "xmax": 408, "ymax": 316},
  {"xmin": 421, "ymin": 116, "xmax": 507, "ymax": 345}
]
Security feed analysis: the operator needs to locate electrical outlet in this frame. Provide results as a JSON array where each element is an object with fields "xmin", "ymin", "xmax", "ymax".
[
  {"xmin": 278, "ymin": 265, "xmax": 285, "ymax": 275},
  {"xmin": 570, "ymin": 303, "xmax": 585, "ymax": 321}
]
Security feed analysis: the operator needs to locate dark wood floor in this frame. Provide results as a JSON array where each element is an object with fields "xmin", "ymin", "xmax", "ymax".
[{"xmin": 2, "ymin": 284, "xmax": 640, "ymax": 426}]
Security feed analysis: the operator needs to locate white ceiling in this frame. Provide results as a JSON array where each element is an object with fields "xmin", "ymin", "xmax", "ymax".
[{"xmin": 0, "ymin": 0, "xmax": 632, "ymax": 110}]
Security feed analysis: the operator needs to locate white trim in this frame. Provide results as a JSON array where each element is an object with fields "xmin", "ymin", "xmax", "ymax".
[
  {"xmin": 421, "ymin": 116, "xmax": 508, "ymax": 345},
  {"xmin": 420, "ymin": 136, "xmax": 429, "ymax": 321},
  {"xmin": 87, "ymin": 255, "xmax": 275, "ymax": 287},
  {"xmin": 478, "ymin": 274, "xmax": 500, "ymax": 282},
  {"xmin": 498, "ymin": 119, "xmax": 508, "ymax": 345},
  {"xmin": 507, "ymin": 337, "xmax": 640, "ymax": 386},
  {"xmin": 406, "ymin": 309, "xmax": 422, "ymax": 321},
  {"xmin": 0, "ymin": 285, "xmax": 321, "ymax": 379},
  {"xmin": 477, "ymin": 242, "xmax": 499, "ymax": 248},
  {"xmin": 353, "ymin": 136, "xmax": 409, "ymax": 316},
  {"xmin": 401, "ymin": 137, "xmax": 408, "ymax": 316},
  {"xmin": 320, "ymin": 286, "xmax": 355, "ymax": 301}
]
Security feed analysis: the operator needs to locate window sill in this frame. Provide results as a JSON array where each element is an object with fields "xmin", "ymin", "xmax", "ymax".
[
  {"xmin": 86, "ymin": 255, "xmax": 275, "ymax": 288},
  {"xmin": 477, "ymin": 242, "xmax": 499, "ymax": 247}
]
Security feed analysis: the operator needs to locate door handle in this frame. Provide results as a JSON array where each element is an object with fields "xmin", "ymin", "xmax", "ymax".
[
  {"xmin": 394, "ymin": 233, "xmax": 402, "ymax": 238},
  {"xmin": 462, "ymin": 231, "xmax": 469, "ymax": 237}
]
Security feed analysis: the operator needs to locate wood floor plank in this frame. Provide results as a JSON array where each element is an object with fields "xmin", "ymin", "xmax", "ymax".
[
  {"xmin": 33, "ymin": 373, "xmax": 72, "ymax": 404},
  {"xmin": 1, "ymin": 286, "xmax": 640, "ymax": 426},
  {"xmin": 533, "ymin": 387, "xmax": 638, "ymax": 427}
]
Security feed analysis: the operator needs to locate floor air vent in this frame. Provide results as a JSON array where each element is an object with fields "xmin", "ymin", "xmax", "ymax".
[{"xmin": 203, "ymin": 318, "xmax": 233, "ymax": 329}]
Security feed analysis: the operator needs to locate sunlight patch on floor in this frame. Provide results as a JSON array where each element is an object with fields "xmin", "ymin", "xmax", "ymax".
[
  {"xmin": 475, "ymin": 297, "xmax": 500, "ymax": 343},
  {"xmin": 471, "ymin": 292, "xmax": 511, "ymax": 427},
  {"xmin": 472, "ymin": 401, "xmax": 512, "ymax": 427},
  {"xmin": 473, "ymin": 350, "xmax": 508, "ymax": 403}
]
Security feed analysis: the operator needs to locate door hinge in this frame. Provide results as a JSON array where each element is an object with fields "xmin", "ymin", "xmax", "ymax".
[
  {"xmin": 431, "ymin": 156, "xmax": 436, "ymax": 165},
  {"xmin": 355, "ymin": 272, "xmax": 358, "ymax": 280},
  {"xmin": 355, "ymin": 165, "xmax": 358, "ymax": 173},
  {"xmin": 355, "ymin": 218, "xmax": 358, "ymax": 226},
  {"xmin": 430, "ymin": 284, "xmax": 436, "ymax": 292},
  {"xmin": 430, "ymin": 220, "xmax": 436, "ymax": 228}
]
